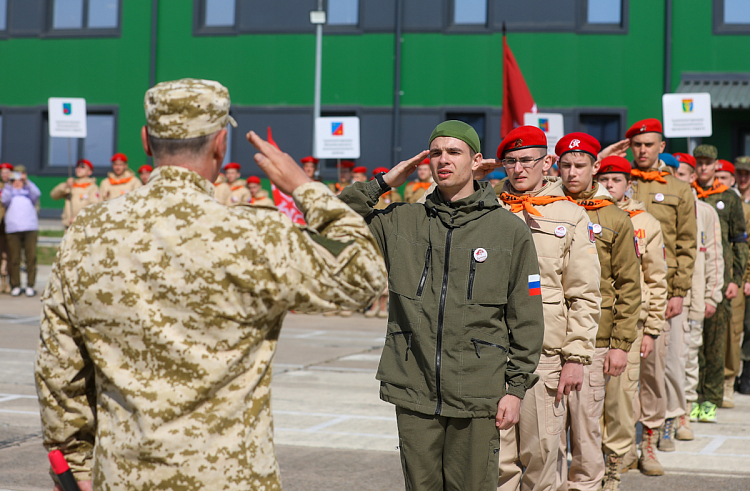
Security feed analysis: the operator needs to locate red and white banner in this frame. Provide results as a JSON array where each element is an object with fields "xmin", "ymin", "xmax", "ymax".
[{"xmin": 272, "ymin": 184, "xmax": 305, "ymax": 225}]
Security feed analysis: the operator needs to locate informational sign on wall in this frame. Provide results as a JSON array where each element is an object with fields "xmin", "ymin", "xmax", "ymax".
[
  {"xmin": 524, "ymin": 112, "xmax": 564, "ymax": 155},
  {"xmin": 48, "ymin": 97, "xmax": 87, "ymax": 138},
  {"xmin": 314, "ymin": 117, "xmax": 360, "ymax": 159},
  {"xmin": 662, "ymin": 93, "xmax": 712, "ymax": 138}
]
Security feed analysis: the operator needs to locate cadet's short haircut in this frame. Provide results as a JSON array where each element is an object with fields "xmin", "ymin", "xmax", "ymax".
[{"xmin": 148, "ymin": 131, "xmax": 215, "ymax": 158}]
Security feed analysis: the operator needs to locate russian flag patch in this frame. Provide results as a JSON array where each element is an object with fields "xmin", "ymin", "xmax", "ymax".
[{"xmin": 528, "ymin": 274, "xmax": 541, "ymax": 296}]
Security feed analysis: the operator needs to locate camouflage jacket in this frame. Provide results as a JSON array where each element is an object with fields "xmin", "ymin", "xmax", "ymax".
[{"xmin": 35, "ymin": 165, "xmax": 386, "ymax": 491}]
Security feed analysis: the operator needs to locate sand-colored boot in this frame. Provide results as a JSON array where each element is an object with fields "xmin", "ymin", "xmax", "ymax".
[
  {"xmin": 602, "ymin": 453, "xmax": 622, "ymax": 491},
  {"xmin": 722, "ymin": 377, "xmax": 735, "ymax": 408},
  {"xmin": 675, "ymin": 414, "xmax": 694, "ymax": 441},
  {"xmin": 638, "ymin": 427, "xmax": 664, "ymax": 476},
  {"xmin": 620, "ymin": 443, "xmax": 638, "ymax": 474}
]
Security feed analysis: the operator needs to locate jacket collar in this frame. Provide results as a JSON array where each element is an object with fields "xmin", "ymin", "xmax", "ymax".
[
  {"xmin": 424, "ymin": 181, "xmax": 500, "ymax": 228},
  {"xmin": 149, "ymin": 165, "xmax": 216, "ymax": 198}
]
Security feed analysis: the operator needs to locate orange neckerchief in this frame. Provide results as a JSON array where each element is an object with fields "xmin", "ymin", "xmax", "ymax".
[
  {"xmin": 628, "ymin": 209, "xmax": 646, "ymax": 218},
  {"xmin": 631, "ymin": 168, "xmax": 669, "ymax": 184},
  {"xmin": 499, "ymin": 192, "xmax": 575, "ymax": 217},
  {"xmin": 411, "ymin": 182, "xmax": 432, "ymax": 192},
  {"xmin": 109, "ymin": 176, "xmax": 133, "ymax": 185},
  {"xmin": 576, "ymin": 198, "xmax": 614, "ymax": 210},
  {"xmin": 231, "ymin": 185, "xmax": 244, "ymax": 191},
  {"xmin": 72, "ymin": 182, "xmax": 92, "ymax": 189},
  {"xmin": 692, "ymin": 180, "xmax": 729, "ymax": 199}
]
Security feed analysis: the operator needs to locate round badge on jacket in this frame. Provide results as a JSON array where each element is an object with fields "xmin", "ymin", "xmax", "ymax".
[
  {"xmin": 474, "ymin": 248, "xmax": 488, "ymax": 263},
  {"xmin": 655, "ymin": 193, "xmax": 665, "ymax": 202},
  {"xmin": 555, "ymin": 225, "xmax": 567, "ymax": 238},
  {"xmin": 717, "ymin": 201, "xmax": 725, "ymax": 210},
  {"xmin": 593, "ymin": 224, "xmax": 603, "ymax": 234}
]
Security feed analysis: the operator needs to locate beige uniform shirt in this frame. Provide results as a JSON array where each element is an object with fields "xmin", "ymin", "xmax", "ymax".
[
  {"xmin": 373, "ymin": 189, "xmax": 403, "ymax": 210},
  {"xmin": 250, "ymin": 189, "xmax": 275, "ymax": 207},
  {"xmin": 228, "ymin": 180, "xmax": 252, "ymax": 206},
  {"xmin": 685, "ymin": 198, "xmax": 724, "ymax": 320},
  {"xmin": 35, "ymin": 166, "xmax": 386, "ymax": 490},
  {"xmin": 496, "ymin": 177, "xmax": 601, "ymax": 365},
  {"xmin": 619, "ymin": 198, "xmax": 668, "ymax": 337},
  {"xmin": 403, "ymin": 179, "xmax": 433, "ymax": 204},
  {"xmin": 214, "ymin": 182, "xmax": 231, "ymax": 205},
  {"xmin": 49, "ymin": 177, "xmax": 100, "ymax": 227},
  {"xmin": 99, "ymin": 169, "xmax": 142, "ymax": 201}
]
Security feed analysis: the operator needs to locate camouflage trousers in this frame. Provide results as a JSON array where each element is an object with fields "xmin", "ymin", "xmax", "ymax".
[{"xmin": 698, "ymin": 300, "xmax": 730, "ymax": 406}]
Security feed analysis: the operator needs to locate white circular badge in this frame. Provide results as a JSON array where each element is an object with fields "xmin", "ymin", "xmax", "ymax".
[
  {"xmin": 717, "ymin": 201, "xmax": 725, "ymax": 210},
  {"xmin": 655, "ymin": 193, "xmax": 665, "ymax": 202},
  {"xmin": 474, "ymin": 248, "xmax": 488, "ymax": 263},
  {"xmin": 593, "ymin": 224, "xmax": 603, "ymax": 234},
  {"xmin": 555, "ymin": 225, "xmax": 567, "ymax": 238}
]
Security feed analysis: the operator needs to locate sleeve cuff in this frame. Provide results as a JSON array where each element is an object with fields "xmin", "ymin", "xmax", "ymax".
[
  {"xmin": 563, "ymin": 354, "xmax": 592, "ymax": 366},
  {"xmin": 644, "ymin": 325, "xmax": 662, "ymax": 337},
  {"xmin": 705, "ymin": 298, "xmax": 718, "ymax": 309},
  {"xmin": 669, "ymin": 287, "xmax": 689, "ymax": 298},
  {"xmin": 609, "ymin": 339, "xmax": 634, "ymax": 351}
]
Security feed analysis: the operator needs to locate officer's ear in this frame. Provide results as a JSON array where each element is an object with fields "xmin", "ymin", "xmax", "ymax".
[
  {"xmin": 212, "ymin": 129, "xmax": 229, "ymax": 165},
  {"xmin": 141, "ymin": 126, "xmax": 153, "ymax": 157}
]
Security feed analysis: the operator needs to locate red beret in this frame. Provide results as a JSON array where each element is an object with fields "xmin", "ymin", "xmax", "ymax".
[
  {"xmin": 716, "ymin": 159, "xmax": 735, "ymax": 175},
  {"xmin": 673, "ymin": 152, "xmax": 696, "ymax": 168},
  {"xmin": 598, "ymin": 156, "xmax": 632, "ymax": 175},
  {"xmin": 111, "ymin": 152, "xmax": 128, "ymax": 163},
  {"xmin": 339, "ymin": 160, "xmax": 355, "ymax": 169},
  {"xmin": 555, "ymin": 132, "xmax": 601, "ymax": 160},
  {"xmin": 224, "ymin": 162, "xmax": 241, "ymax": 171},
  {"xmin": 301, "ymin": 156, "xmax": 319, "ymax": 165},
  {"xmin": 353, "ymin": 166, "xmax": 368, "ymax": 174},
  {"xmin": 372, "ymin": 167, "xmax": 389, "ymax": 175},
  {"xmin": 497, "ymin": 126, "xmax": 547, "ymax": 159},
  {"xmin": 77, "ymin": 159, "xmax": 94, "ymax": 171},
  {"xmin": 418, "ymin": 158, "xmax": 430, "ymax": 167},
  {"xmin": 625, "ymin": 118, "xmax": 663, "ymax": 139},
  {"xmin": 138, "ymin": 165, "xmax": 153, "ymax": 174},
  {"xmin": 247, "ymin": 176, "xmax": 261, "ymax": 184},
  {"xmin": 0, "ymin": 163, "xmax": 13, "ymax": 171}
]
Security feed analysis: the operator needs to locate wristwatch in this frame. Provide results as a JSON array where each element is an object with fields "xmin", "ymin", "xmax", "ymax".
[{"xmin": 374, "ymin": 172, "xmax": 391, "ymax": 193}]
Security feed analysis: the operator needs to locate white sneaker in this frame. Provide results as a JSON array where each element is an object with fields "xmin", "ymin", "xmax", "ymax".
[
  {"xmin": 24, "ymin": 287, "xmax": 36, "ymax": 297},
  {"xmin": 10, "ymin": 287, "xmax": 21, "ymax": 297}
]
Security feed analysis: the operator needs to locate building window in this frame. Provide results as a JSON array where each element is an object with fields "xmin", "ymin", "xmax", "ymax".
[
  {"xmin": 453, "ymin": 0, "xmax": 487, "ymax": 25},
  {"xmin": 579, "ymin": 114, "xmax": 621, "ymax": 150},
  {"xmin": 714, "ymin": 0, "xmax": 750, "ymax": 33},
  {"xmin": 327, "ymin": 0, "xmax": 359, "ymax": 26},
  {"xmin": 0, "ymin": 0, "xmax": 7, "ymax": 31},
  {"xmin": 51, "ymin": 0, "xmax": 120, "ymax": 31},
  {"xmin": 204, "ymin": 0, "xmax": 235, "ymax": 27},
  {"xmin": 446, "ymin": 112, "xmax": 486, "ymax": 152},
  {"xmin": 47, "ymin": 112, "xmax": 116, "ymax": 168},
  {"xmin": 586, "ymin": 0, "xmax": 621, "ymax": 24}
]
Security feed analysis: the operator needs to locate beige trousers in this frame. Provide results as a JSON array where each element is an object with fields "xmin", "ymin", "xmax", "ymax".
[
  {"xmin": 637, "ymin": 319, "xmax": 669, "ymax": 430},
  {"xmin": 601, "ymin": 325, "xmax": 644, "ymax": 456},
  {"xmin": 726, "ymin": 292, "xmax": 745, "ymax": 379},
  {"xmin": 498, "ymin": 353, "xmax": 565, "ymax": 491},
  {"xmin": 559, "ymin": 347, "xmax": 609, "ymax": 491},
  {"xmin": 684, "ymin": 318, "xmax": 704, "ymax": 403},
  {"xmin": 665, "ymin": 309, "xmax": 690, "ymax": 419}
]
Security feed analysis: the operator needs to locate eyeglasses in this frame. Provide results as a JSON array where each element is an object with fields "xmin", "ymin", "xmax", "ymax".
[{"xmin": 500, "ymin": 155, "xmax": 546, "ymax": 169}]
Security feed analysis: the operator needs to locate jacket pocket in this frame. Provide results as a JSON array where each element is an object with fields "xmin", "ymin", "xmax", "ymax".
[
  {"xmin": 376, "ymin": 323, "xmax": 421, "ymax": 390},
  {"xmin": 467, "ymin": 254, "xmax": 476, "ymax": 300},
  {"xmin": 460, "ymin": 334, "xmax": 508, "ymax": 399},
  {"xmin": 388, "ymin": 235, "xmax": 430, "ymax": 300}
]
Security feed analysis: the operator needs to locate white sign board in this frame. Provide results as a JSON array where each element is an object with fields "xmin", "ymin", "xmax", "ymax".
[
  {"xmin": 524, "ymin": 112, "xmax": 564, "ymax": 155},
  {"xmin": 314, "ymin": 117, "xmax": 360, "ymax": 159},
  {"xmin": 48, "ymin": 98, "xmax": 87, "ymax": 138},
  {"xmin": 662, "ymin": 93, "xmax": 712, "ymax": 138}
]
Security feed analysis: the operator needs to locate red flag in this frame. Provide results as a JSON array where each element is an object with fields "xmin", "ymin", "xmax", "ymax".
[
  {"xmin": 502, "ymin": 31, "xmax": 537, "ymax": 138},
  {"xmin": 267, "ymin": 127, "xmax": 306, "ymax": 225}
]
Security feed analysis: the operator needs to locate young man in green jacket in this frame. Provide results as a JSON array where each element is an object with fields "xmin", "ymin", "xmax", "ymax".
[{"xmin": 339, "ymin": 120, "xmax": 545, "ymax": 491}]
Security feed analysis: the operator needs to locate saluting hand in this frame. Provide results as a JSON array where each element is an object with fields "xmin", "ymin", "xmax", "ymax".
[
  {"xmin": 473, "ymin": 158, "xmax": 502, "ymax": 181},
  {"xmin": 382, "ymin": 151, "xmax": 430, "ymax": 189},
  {"xmin": 246, "ymin": 131, "xmax": 311, "ymax": 196},
  {"xmin": 598, "ymin": 139, "xmax": 630, "ymax": 160}
]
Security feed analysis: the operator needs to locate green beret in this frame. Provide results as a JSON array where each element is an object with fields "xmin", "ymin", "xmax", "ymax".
[
  {"xmin": 735, "ymin": 156, "xmax": 750, "ymax": 172},
  {"xmin": 693, "ymin": 144, "xmax": 718, "ymax": 159},
  {"xmin": 429, "ymin": 120, "xmax": 481, "ymax": 154}
]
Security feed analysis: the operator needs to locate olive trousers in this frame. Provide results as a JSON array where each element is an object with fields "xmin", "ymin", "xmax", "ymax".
[{"xmin": 396, "ymin": 406, "xmax": 500, "ymax": 491}]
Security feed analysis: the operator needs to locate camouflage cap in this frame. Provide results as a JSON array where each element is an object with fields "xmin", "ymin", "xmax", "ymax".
[
  {"xmin": 735, "ymin": 156, "xmax": 750, "ymax": 172},
  {"xmin": 693, "ymin": 144, "xmax": 718, "ymax": 159},
  {"xmin": 144, "ymin": 78, "xmax": 238, "ymax": 140}
]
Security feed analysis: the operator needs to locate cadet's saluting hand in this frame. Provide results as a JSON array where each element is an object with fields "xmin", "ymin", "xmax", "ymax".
[
  {"xmin": 473, "ymin": 158, "xmax": 502, "ymax": 181},
  {"xmin": 246, "ymin": 130, "xmax": 311, "ymax": 196},
  {"xmin": 382, "ymin": 150, "xmax": 430, "ymax": 189}
]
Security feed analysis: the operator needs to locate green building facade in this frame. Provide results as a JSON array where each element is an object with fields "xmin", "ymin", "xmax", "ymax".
[{"xmin": 0, "ymin": 0, "xmax": 748, "ymax": 215}]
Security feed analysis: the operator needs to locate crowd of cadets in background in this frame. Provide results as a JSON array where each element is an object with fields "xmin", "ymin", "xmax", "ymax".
[{"xmin": 3, "ymin": 118, "xmax": 750, "ymax": 487}]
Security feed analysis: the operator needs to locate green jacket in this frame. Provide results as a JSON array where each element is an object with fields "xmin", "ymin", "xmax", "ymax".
[
  {"xmin": 340, "ymin": 180, "xmax": 545, "ymax": 418},
  {"xmin": 698, "ymin": 181, "xmax": 749, "ymax": 291}
]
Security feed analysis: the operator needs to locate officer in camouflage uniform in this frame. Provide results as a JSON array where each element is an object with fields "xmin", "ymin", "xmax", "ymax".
[
  {"xmin": 692, "ymin": 144, "xmax": 749, "ymax": 422},
  {"xmin": 35, "ymin": 78, "xmax": 387, "ymax": 491}
]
